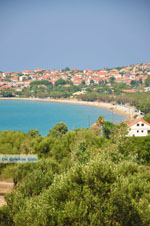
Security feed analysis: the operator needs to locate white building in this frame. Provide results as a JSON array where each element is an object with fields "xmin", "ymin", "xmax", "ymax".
[
  {"xmin": 128, "ymin": 118, "xmax": 150, "ymax": 137},
  {"xmin": 3, "ymin": 72, "xmax": 12, "ymax": 77},
  {"xmin": 22, "ymin": 70, "xmax": 33, "ymax": 75},
  {"xmin": 144, "ymin": 87, "xmax": 150, "ymax": 92},
  {"xmin": 19, "ymin": 76, "xmax": 28, "ymax": 81}
]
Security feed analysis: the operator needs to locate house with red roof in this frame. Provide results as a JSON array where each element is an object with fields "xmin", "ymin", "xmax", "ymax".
[
  {"xmin": 3, "ymin": 72, "xmax": 12, "ymax": 77},
  {"xmin": 142, "ymin": 63, "xmax": 150, "ymax": 70},
  {"xmin": 13, "ymin": 87, "xmax": 23, "ymax": 92},
  {"xmin": 22, "ymin": 70, "xmax": 33, "ymax": 75},
  {"xmin": 19, "ymin": 76, "xmax": 28, "ymax": 82},
  {"xmin": 0, "ymin": 85, "xmax": 11, "ymax": 90},
  {"xmin": 128, "ymin": 118, "xmax": 150, "ymax": 137},
  {"xmin": 34, "ymin": 68, "xmax": 46, "ymax": 73},
  {"xmin": 83, "ymin": 69, "xmax": 93, "ymax": 74},
  {"xmin": 74, "ymin": 81, "xmax": 82, "ymax": 85}
]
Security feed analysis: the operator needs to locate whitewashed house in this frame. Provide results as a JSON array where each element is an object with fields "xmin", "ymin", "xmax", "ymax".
[
  {"xmin": 22, "ymin": 70, "xmax": 33, "ymax": 76},
  {"xmin": 128, "ymin": 118, "xmax": 150, "ymax": 137},
  {"xmin": 3, "ymin": 72, "xmax": 12, "ymax": 77}
]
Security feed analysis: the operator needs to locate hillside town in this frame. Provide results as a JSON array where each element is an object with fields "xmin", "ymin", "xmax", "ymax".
[{"xmin": 0, "ymin": 63, "xmax": 150, "ymax": 93}]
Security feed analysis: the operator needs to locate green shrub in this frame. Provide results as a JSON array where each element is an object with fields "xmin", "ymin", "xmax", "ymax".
[{"xmin": 6, "ymin": 153, "xmax": 150, "ymax": 226}]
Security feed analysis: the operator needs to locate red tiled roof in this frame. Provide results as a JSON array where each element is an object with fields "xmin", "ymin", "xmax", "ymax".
[
  {"xmin": 128, "ymin": 118, "xmax": 150, "ymax": 127},
  {"xmin": 91, "ymin": 123, "xmax": 97, "ymax": 128},
  {"xmin": 116, "ymin": 77, "xmax": 122, "ymax": 81},
  {"xmin": 123, "ymin": 89, "xmax": 136, "ymax": 93},
  {"xmin": 22, "ymin": 70, "xmax": 33, "ymax": 73}
]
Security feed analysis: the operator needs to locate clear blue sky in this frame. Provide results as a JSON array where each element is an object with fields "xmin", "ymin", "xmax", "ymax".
[{"xmin": 0, "ymin": 0, "xmax": 150, "ymax": 72}]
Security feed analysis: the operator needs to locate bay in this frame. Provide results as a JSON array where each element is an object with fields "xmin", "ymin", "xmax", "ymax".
[{"xmin": 0, "ymin": 100, "xmax": 126, "ymax": 136}]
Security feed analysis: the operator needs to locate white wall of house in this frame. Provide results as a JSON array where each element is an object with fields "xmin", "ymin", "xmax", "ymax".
[
  {"xmin": 85, "ymin": 79, "xmax": 90, "ymax": 85},
  {"xmin": 144, "ymin": 87, "xmax": 150, "ymax": 92},
  {"xmin": 2, "ymin": 73, "xmax": 11, "ymax": 78},
  {"xmin": 128, "ymin": 121, "xmax": 150, "ymax": 137},
  {"xmin": 19, "ymin": 76, "xmax": 28, "ymax": 81}
]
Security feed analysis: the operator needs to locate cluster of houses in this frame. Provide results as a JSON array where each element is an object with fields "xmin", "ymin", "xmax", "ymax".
[{"xmin": 0, "ymin": 63, "xmax": 150, "ymax": 92}]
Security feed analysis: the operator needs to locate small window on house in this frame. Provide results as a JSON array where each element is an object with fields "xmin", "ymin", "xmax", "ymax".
[
  {"xmin": 141, "ymin": 130, "xmax": 144, "ymax": 133},
  {"xmin": 148, "ymin": 130, "xmax": 150, "ymax": 135},
  {"xmin": 137, "ymin": 124, "xmax": 139, "ymax": 126},
  {"xmin": 137, "ymin": 130, "xmax": 139, "ymax": 133},
  {"xmin": 141, "ymin": 124, "xmax": 144, "ymax": 126}
]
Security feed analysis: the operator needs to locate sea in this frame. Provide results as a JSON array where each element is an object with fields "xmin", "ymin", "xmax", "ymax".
[{"xmin": 0, "ymin": 100, "xmax": 126, "ymax": 136}]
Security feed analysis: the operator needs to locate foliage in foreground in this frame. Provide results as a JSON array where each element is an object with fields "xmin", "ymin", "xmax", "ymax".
[{"xmin": 0, "ymin": 122, "xmax": 150, "ymax": 225}]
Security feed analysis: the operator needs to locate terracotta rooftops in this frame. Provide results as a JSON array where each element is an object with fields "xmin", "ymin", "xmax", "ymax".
[{"xmin": 128, "ymin": 118, "xmax": 150, "ymax": 127}]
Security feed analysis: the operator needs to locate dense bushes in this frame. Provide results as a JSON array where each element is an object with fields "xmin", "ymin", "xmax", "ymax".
[
  {"xmin": 0, "ymin": 131, "xmax": 29, "ymax": 154},
  {"xmin": 5, "ymin": 153, "xmax": 150, "ymax": 226},
  {"xmin": 118, "ymin": 136, "xmax": 150, "ymax": 164},
  {"xmin": 0, "ymin": 122, "xmax": 150, "ymax": 225},
  {"xmin": 0, "ymin": 205, "xmax": 14, "ymax": 226}
]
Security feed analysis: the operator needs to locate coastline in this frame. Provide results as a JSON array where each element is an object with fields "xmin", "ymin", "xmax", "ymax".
[{"xmin": 0, "ymin": 97, "xmax": 136, "ymax": 122}]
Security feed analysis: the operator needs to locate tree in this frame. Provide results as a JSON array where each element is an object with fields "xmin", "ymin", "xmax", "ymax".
[
  {"xmin": 109, "ymin": 76, "xmax": 116, "ymax": 85},
  {"xmin": 81, "ymin": 80, "xmax": 85, "ymax": 85},
  {"xmin": 130, "ymin": 80, "xmax": 136, "ymax": 86},
  {"xmin": 28, "ymin": 130, "xmax": 40, "ymax": 138},
  {"xmin": 66, "ymin": 80, "xmax": 73, "ymax": 85},
  {"xmin": 139, "ymin": 78, "xmax": 143, "ymax": 85},
  {"xmin": 99, "ymin": 80, "xmax": 105, "ymax": 86},
  {"xmin": 90, "ymin": 80, "xmax": 94, "ymax": 85},
  {"xmin": 64, "ymin": 67, "xmax": 70, "ymax": 71},
  {"xmin": 145, "ymin": 76, "xmax": 150, "ymax": 87},
  {"xmin": 86, "ymin": 87, "xmax": 92, "ymax": 92},
  {"xmin": 103, "ymin": 121, "xmax": 114, "ymax": 138},
  {"xmin": 18, "ymin": 73, "xmax": 24, "ymax": 77},
  {"xmin": 55, "ymin": 79, "xmax": 66, "ymax": 86},
  {"xmin": 30, "ymin": 80, "xmax": 52, "ymax": 87},
  {"xmin": 78, "ymin": 92, "xmax": 97, "ymax": 101},
  {"xmin": 1, "ymin": 90, "xmax": 14, "ymax": 97},
  {"xmin": 61, "ymin": 67, "xmax": 70, "ymax": 72},
  {"xmin": 96, "ymin": 116, "xmax": 105, "ymax": 136},
  {"xmin": 144, "ymin": 113, "xmax": 150, "ymax": 123},
  {"xmin": 48, "ymin": 122, "xmax": 68, "ymax": 137}
]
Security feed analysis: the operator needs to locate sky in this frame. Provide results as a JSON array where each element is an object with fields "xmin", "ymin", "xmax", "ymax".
[{"xmin": 0, "ymin": 0, "xmax": 150, "ymax": 72}]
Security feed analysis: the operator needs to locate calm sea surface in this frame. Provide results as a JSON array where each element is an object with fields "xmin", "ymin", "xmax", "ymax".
[{"xmin": 0, "ymin": 100, "xmax": 126, "ymax": 136}]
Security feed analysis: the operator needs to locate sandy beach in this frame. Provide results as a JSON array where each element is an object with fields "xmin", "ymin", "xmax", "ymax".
[{"xmin": 0, "ymin": 97, "xmax": 137, "ymax": 122}]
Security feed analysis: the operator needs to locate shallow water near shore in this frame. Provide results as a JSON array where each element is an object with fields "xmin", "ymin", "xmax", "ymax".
[{"xmin": 0, "ymin": 100, "xmax": 126, "ymax": 136}]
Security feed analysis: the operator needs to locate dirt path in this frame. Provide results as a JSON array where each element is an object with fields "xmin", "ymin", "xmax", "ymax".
[{"xmin": 0, "ymin": 182, "xmax": 14, "ymax": 207}]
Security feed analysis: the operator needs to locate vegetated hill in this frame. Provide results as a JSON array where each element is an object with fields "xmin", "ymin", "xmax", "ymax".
[{"xmin": 0, "ymin": 121, "xmax": 150, "ymax": 226}]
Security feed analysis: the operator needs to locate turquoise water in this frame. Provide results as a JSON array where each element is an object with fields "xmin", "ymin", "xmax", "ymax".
[{"xmin": 0, "ymin": 100, "xmax": 126, "ymax": 136}]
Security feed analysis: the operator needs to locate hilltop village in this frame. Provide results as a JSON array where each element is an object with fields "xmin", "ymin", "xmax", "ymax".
[
  {"xmin": 0, "ymin": 63, "xmax": 150, "ymax": 118},
  {"xmin": 0, "ymin": 63, "xmax": 150, "ymax": 94}
]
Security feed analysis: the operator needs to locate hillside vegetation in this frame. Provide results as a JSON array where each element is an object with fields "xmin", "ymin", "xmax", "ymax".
[{"xmin": 0, "ymin": 121, "xmax": 150, "ymax": 226}]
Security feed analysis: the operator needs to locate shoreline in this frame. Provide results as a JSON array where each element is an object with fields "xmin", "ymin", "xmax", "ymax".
[{"xmin": 0, "ymin": 97, "xmax": 136, "ymax": 122}]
